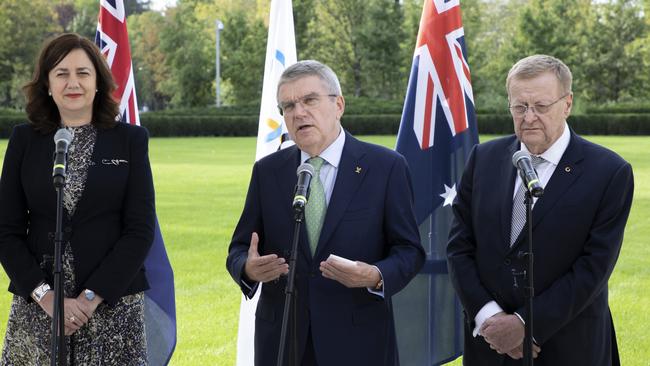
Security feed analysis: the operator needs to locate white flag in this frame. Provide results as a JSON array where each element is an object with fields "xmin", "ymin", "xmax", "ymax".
[
  {"xmin": 253, "ymin": 0, "xmax": 298, "ymax": 161},
  {"xmin": 237, "ymin": 1, "xmax": 297, "ymax": 365}
]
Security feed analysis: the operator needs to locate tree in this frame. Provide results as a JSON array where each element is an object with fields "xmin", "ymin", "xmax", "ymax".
[
  {"xmin": 159, "ymin": 5, "xmax": 214, "ymax": 107},
  {"xmin": 220, "ymin": 9, "xmax": 266, "ymax": 104},
  {"xmin": 293, "ymin": 0, "xmax": 317, "ymax": 60},
  {"xmin": 54, "ymin": 2, "xmax": 77, "ymax": 32},
  {"xmin": 463, "ymin": 0, "xmax": 522, "ymax": 111},
  {"xmin": 581, "ymin": 0, "xmax": 646, "ymax": 102},
  {"xmin": 628, "ymin": 0, "xmax": 650, "ymax": 100},
  {"xmin": 506, "ymin": 0, "xmax": 594, "ymax": 108},
  {"xmin": 509, "ymin": 0, "xmax": 590, "ymax": 65},
  {"xmin": 124, "ymin": 0, "xmax": 151, "ymax": 15},
  {"xmin": 358, "ymin": 1, "xmax": 407, "ymax": 99},
  {"xmin": 70, "ymin": 0, "xmax": 101, "ymax": 39},
  {"xmin": 0, "ymin": 0, "xmax": 60, "ymax": 108},
  {"xmin": 129, "ymin": 11, "xmax": 171, "ymax": 110},
  {"xmin": 304, "ymin": 0, "xmax": 369, "ymax": 97}
]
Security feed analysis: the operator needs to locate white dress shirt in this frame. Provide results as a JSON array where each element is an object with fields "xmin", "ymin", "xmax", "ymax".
[
  {"xmin": 300, "ymin": 128, "xmax": 346, "ymax": 204},
  {"xmin": 473, "ymin": 122, "xmax": 571, "ymax": 337}
]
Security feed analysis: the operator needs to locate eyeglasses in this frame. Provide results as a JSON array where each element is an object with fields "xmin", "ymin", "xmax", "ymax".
[
  {"xmin": 277, "ymin": 93, "xmax": 337, "ymax": 116},
  {"xmin": 509, "ymin": 93, "xmax": 570, "ymax": 117}
]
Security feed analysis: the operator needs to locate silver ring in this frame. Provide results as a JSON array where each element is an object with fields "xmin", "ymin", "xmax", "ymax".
[{"xmin": 69, "ymin": 316, "xmax": 75, "ymax": 322}]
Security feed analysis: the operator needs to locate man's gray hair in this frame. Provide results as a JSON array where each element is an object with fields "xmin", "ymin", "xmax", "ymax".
[
  {"xmin": 506, "ymin": 55, "xmax": 572, "ymax": 95},
  {"xmin": 277, "ymin": 60, "xmax": 342, "ymax": 101}
]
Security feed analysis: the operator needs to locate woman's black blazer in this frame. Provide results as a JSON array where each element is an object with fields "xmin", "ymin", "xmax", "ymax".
[{"xmin": 0, "ymin": 123, "xmax": 155, "ymax": 305}]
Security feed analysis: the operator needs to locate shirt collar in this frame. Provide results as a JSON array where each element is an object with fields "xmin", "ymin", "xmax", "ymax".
[
  {"xmin": 520, "ymin": 121, "xmax": 570, "ymax": 166},
  {"xmin": 301, "ymin": 128, "xmax": 345, "ymax": 169}
]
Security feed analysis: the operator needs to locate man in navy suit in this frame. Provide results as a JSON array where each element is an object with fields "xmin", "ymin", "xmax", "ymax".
[
  {"xmin": 226, "ymin": 60, "xmax": 424, "ymax": 366},
  {"xmin": 447, "ymin": 54, "xmax": 634, "ymax": 365}
]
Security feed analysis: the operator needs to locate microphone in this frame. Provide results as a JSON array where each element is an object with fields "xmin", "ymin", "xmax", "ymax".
[
  {"xmin": 293, "ymin": 163, "xmax": 315, "ymax": 211},
  {"xmin": 52, "ymin": 128, "xmax": 73, "ymax": 187},
  {"xmin": 512, "ymin": 150, "xmax": 544, "ymax": 197}
]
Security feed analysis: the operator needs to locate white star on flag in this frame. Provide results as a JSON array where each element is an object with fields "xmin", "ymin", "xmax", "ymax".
[{"xmin": 440, "ymin": 184, "xmax": 457, "ymax": 207}]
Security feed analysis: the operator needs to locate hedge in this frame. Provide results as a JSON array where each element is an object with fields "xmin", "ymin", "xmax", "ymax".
[
  {"xmin": 3, "ymin": 99, "xmax": 650, "ymax": 117},
  {"xmin": 1, "ymin": 113, "xmax": 649, "ymax": 138},
  {"xmin": 584, "ymin": 103, "xmax": 650, "ymax": 114}
]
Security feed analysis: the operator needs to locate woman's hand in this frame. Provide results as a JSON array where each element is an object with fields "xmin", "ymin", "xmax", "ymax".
[
  {"xmin": 64, "ymin": 298, "xmax": 89, "ymax": 332},
  {"xmin": 75, "ymin": 290, "xmax": 103, "ymax": 322},
  {"xmin": 36, "ymin": 292, "xmax": 91, "ymax": 335}
]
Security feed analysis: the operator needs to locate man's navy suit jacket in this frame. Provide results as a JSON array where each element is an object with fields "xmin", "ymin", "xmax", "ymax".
[
  {"xmin": 227, "ymin": 132, "xmax": 424, "ymax": 366},
  {"xmin": 447, "ymin": 131, "xmax": 634, "ymax": 365}
]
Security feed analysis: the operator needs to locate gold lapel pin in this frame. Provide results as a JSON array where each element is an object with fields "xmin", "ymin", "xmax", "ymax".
[{"xmin": 355, "ymin": 166, "xmax": 362, "ymax": 174}]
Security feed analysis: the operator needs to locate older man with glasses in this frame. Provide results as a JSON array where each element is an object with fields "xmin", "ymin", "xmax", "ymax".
[
  {"xmin": 447, "ymin": 54, "xmax": 634, "ymax": 365},
  {"xmin": 227, "ymin": 60, "xmax": 424, "ymax": 366}
]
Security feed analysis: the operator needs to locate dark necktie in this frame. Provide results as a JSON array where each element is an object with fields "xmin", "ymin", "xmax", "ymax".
[{"xmin": 510, "ymin": 155, "xmax": 545, "ymax": 246}]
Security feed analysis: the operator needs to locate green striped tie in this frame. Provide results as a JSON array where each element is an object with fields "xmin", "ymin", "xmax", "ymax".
[{"xmin": 306, "ymin": 157, "xmax": 326, "ymax": 256}]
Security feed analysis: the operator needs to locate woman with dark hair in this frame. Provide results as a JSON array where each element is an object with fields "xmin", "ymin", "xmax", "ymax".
[{"xmin": 0, "ymin": 33, "xmax": 154, "ymax": 365}]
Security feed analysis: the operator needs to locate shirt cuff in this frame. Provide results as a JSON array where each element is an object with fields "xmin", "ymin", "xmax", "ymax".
[
  {"xmin": 473, "ymin": 301, "xmax": 504, "ymax": 337},
  {"xmin": 366, "ymin": 266, "xmax": 384, "ymax": 298},
  {"xmin": 514, "ymin": 312, "xmax": 525, "ymax": 325},
  {"xmin": 241, "ymin": 277, "xmax": 259, "ymax": 298},
  {"xmin": 514, "ymin": 312, "xmax": 538, "ymax": 344}
]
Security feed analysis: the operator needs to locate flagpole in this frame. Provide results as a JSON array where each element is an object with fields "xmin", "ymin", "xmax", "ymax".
[{"xmin": 215, "ymin": 19, "xmax": 224, "ymax": 108}]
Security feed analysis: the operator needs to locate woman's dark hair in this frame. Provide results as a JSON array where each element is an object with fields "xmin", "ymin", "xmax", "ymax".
[{"xmin": 23, "ymin": 33, "xmax": 119, "ymax": 133}]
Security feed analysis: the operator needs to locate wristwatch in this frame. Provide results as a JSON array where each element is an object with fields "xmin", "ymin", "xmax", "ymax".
[
  {"xmin": 31, "ymin": 282, "xmax": 51, "ymax": 303},
  {"xmin": 84, "ymin": 289, "xmax": 96, "ymax": 301}
]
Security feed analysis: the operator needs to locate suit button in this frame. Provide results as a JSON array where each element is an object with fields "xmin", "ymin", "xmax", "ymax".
[
  {"xmin": 504, "ymin": 258, "xmax": 511, "ymax": 265},
  {"xmin": 309, "ymin": 272, "xmax": 316, "ymax": 278},
  {"xmin": 64, "ymin": 227, "xmax": 72, "ymax": 233}
]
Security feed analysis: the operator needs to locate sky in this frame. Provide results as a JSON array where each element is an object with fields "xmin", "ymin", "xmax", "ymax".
[{"xmin": 149, "ymin": 0, "xmax": 177, "ymax": 12}]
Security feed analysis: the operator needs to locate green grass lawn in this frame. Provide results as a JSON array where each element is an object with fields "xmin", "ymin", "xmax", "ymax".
[{"xmin": 0, "ymin": 135, "xmax": 647, "ymax": 365}]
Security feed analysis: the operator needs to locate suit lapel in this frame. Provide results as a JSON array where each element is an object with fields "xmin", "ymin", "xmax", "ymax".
[
  {"xmin": 530, "ymin": 133, "xmax": 584, "ymax": 229},
  {"xmin": 314, "ymin": 134, "xmax": 367, "ymax": 259},
  {"xmin": 509, "ymin": 131, "xmax": 584, "ymax": 252}
]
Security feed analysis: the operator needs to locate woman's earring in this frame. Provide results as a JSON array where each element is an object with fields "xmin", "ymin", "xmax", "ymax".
[{"xmin": 48, "ymin": 90, "xmax": 52, "ymax": 96}]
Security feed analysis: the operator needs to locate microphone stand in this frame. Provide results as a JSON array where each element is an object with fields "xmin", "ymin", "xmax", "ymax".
[
  {"xmin": 277, "ymin": 206, "xmax": 304, "ymax": 366},
  {"xmin": 522, "ymin": 191, "xmax": 534, "ymax": 366},
  {"xmin": 51, "ymin": 175, "xmax": 66, "ymax": 366}
]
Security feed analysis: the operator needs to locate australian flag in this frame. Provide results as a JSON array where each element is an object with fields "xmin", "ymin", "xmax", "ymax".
[
  {"xmin": 96, "ymin": 1, "xmax": 177, "ymax": 365},
  {"xmin": 393, "ymin": 0, "xmax": 478, "ymax": 364}
]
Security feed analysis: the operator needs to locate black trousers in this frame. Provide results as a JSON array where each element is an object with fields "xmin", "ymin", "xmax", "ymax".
[{"xmin": 301, "ymin": 328, "xmax": 317, "ymax": 366}]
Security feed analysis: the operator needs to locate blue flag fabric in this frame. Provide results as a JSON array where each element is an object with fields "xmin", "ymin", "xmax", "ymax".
[
  {"xmin": 394, "ymin": 0, "xmax": 478, "ymax": 365},
  {"xmin": 96, "ymin": 1, "xmax": 177, "ymax": 364},
  {"xmin": 141, "ymin": 218, "xmax": 176, "ymax": 366}
]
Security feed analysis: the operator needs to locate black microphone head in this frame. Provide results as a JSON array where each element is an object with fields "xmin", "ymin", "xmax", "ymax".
[
  {"xmin": 293, "ymin": 163, "xmax": 315, "ymax": 213},
  {"xmin": 512, "ymin": 150, "xmax": 531, "ymax": 168},
  {"xmin": 54, "ymin": 128, "xmax": 73, "ymax": 146},
  {"xmin": 296, "ymin": 163, "xmax": 314, "ymax": 178}
]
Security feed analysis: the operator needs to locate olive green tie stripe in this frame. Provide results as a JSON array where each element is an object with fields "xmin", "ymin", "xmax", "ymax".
[{"xmin": 305, "ymin": 157, "xmax": 326, "ymax": 256}]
